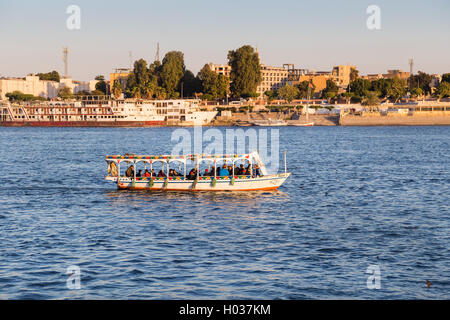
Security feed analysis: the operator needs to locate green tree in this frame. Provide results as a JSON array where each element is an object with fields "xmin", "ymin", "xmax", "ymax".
[
  {"xmin": 410, "ymin": 71, "xmax": 432, "ymax": 96},
  {"xmin": 154, "ymin": 86, "xmax": 167, "ymax": 100},
  {"xmin": 264, "ymin": 90, "xmax": 278, "ymax": 102},
  {"xmin": 125, "ymin": 59, "xmax": 150, "ymax": 98},
  {"xmin": 361, "ymin": 91, "xmax": 380, "ymax": 111},
  {"xmin": 197, "ymin": 65, "xmax": 229, "ymax": 100},
  {"xmin": 410, "ymin": 87, "xmax": 423, "ymax": 98},
  {"xmin": 349, "ymin": 78, "xmax": 371, "ymax": 98},
  {"xmin": 442, "ymin": 73, "xmax": 450, "ymax": 83},
  {"xmin": 95, "ymin": 75, "xmax": 107, "ymax": 94},
  {"xmin": 161, "ymin": 51, "xmax": 185, "ymax": 98},
  {"xmin": 321, "ymin": 79, "xmax": 339, "ymax": 102},
  {"xmin": 386, "ymin": 77, "xmax": 406, "ymax": 102},
  {"xmin": 181, "ymin": 70, "xmax": 201, "ymax": 98},
  {"xmin": 217, "ymin": 74, "xmax": 229, "ymax": 100},
  {"xmin": 350, "ymin": 68, "xmax": 359, "ymax": 82},
  {"xmin": 341, "ymin": 92, "xmax": 354, "ymax": 104},
  {"xmin": 436, "ymin": 81, "xmax": 450, "ymax": 99},
  {"xmin": 227, "ymin": 45, "xmax": 261, "ymax": 98},
  {"xmin": 36, "ymin": 71, "xmax": 60, "ymax": 82},
  {"xmin": 277, "ymin": 84, "xmax": 299, "ymax": 103},
  {"xmin": 58, "ymin": 86, "xmax": 72, "ymax": 100},
  {"xmin": 5, "ymin": 91, "xmax": 45, "ymax": 102},
  {"xmin": 112, "ymin": 80, "xmax": 123, "ymax": 99},
  {"xmin": 198, "ymin": 64, "xmax": 220, "ymax": 99},
  {"xmin": 295, "ymin": 81, "xmax": 316, "ymax": 99}
]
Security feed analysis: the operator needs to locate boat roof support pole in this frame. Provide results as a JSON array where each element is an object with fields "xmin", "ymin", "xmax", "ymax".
[{"xmin": 284, "ymin": 151, "xmax": 287, "ymax": 174}]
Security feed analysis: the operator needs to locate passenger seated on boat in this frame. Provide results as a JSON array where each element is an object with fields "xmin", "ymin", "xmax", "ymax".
[
  {"xmin": 203, "ymin": 168, "xmax": 209, "ymax": 176},
  {"xmin": 219, "ymin": 164, "xmax": 230, "ymax": 177},
  {"xmin": 228, "ymin": 165, "xmax": 233, "ymax": 175},
  {"xmin": 157, "ymin": 170, "xmax": 166, "ymax": 177},
  {"xmin": 237, "ymin": 164, "xmax": 245, "ymax": 175},
  {"xmin": 136, "ymin": 170, "xmax": 142, "ymax": 178},
  {"xmin": 253, "ymin": 164, "xmax": 261, "ymax": 177},
  {"xmin": 125, "ymin": 166, "xmax": 134, "ymax": 177},
  {"xmin": 143, "ymin": 169, "xmax": 151, "ymax": 177},
  {"xmin": 187, "ymin": 168, "xmax": 197, "ymax": 180}
]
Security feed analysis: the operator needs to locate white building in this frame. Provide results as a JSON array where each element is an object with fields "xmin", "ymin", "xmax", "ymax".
[{"xmin": 0, "ymin": 75, "xmax": 98, "ymax": 100}]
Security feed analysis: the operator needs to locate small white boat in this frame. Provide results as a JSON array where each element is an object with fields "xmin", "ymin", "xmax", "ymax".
[
  {"xmin": 252, "ymin": 119, "xmax": 288, "ymax": 126},
  {"xmin": 105, "ymin": 151, "xmax": 291, "ymax": 191},
  {"xmin": 291, "ymin": 122, "xmax": 314, "ymax": 127}
]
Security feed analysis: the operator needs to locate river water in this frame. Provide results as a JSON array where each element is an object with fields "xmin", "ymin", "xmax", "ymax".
[{"xmin": 0, "ymin": 126, "xmax": 448, "ymax": 299}]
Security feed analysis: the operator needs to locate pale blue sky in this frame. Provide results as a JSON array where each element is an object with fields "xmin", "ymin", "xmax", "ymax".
[{"xmin": 0, "ymin": 0, "xmax": 449, "ymax": 81}]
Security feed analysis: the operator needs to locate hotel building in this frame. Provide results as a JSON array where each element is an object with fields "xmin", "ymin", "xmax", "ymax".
[{"xmin": 0, "ymin": 74, "xmax": 97, "ymax": 100}]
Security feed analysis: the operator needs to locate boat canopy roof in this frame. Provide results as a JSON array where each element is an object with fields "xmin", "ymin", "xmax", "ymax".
[
  {"xmin": 105, "ymin": 151, "xmax": 269, "ymax": 175},
  {"xmin": 106, "ymin": 153, "xmax": 254, "ymax": 162}
]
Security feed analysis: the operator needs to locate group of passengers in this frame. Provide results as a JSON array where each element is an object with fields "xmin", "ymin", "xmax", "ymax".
[
  {"xmin": 203, "ymin": 163, "xmax": 262, "ymax": 178},
  {"xmin": 125, "ymin": 163, "xmax": 262, "ymax": 179}
]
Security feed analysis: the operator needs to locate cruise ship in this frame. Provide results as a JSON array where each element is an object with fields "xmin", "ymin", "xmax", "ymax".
[{"xmin": 0, "ymin": 98, "xmax": 217, "ymax": 127}]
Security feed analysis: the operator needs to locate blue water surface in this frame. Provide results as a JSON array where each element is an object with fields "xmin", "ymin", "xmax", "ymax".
[{"xmin": 0, "ymin": 126, "xmax": 448, "ymax": 299}]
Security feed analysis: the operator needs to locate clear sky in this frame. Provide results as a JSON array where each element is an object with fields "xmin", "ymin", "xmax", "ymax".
[{"xmin": 0, "ymin": 0, "xmax": 449, "ymax": 81}]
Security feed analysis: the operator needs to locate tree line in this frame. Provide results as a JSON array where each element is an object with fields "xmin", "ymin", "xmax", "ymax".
[
  {"xmin": 118, "ymin": 45, "xmax": 262, "ymax": 100},
  {"xmin": 269, "ymin": 72, "xmax": 450, "ymax": 104},
  {"xmin": 6, "ymin": 46, "xmax": 450, "ymax": 102}
]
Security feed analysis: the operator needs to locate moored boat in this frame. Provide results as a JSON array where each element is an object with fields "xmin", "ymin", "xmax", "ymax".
[
  {"xmin": 105, "ymin": 151, "xmax": 291, "ymax": 191},
  {"xmin": 251, "ymin": 119, "xmax": 288, "ymax": 126},
  {"xmin": 291, "ymin": 122, "xmax": 314, "ymax": 127}
]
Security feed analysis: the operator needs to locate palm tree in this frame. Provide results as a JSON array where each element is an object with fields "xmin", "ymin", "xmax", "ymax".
[
  {"xmin": 131, "ymin": 87, "xmax": 142, "ymax": 99},
  {"xmin": 362, "ymin": 91, "xmax": 380, "ymax": 112}
]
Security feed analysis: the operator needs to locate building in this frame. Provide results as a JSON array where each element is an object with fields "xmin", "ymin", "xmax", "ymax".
[
  {"xmin": 0, "ymin": 74, "xmax": 97, "ymax": 100},
  {"xmin": 292, "ymin": 71, "xmax": 334, "ymax": 92},
  {"xmin": 207, "ymin": 61, "xmax": 291, "ymax": 98},
  {"xmin": 109, "ymin": 68, "xmax": 132, "ymax": 92},
  {"xmin": 0, "ymin": 75, "xmax": 59, "ymax": 100},
  {"xmin": 430, "ymin": 74, "xmax": 442, "ymax": 93},
  {"xmin": 383, "ymin": 69, "xmax": 410, "ymax": 80},
  {"xmin": 208, "ymin": 63, "xmax": 231, "ymax": 77},
  {"xmin": 332, "ymin": 65, "xmax": 357, "ymax": 88},
  {"xmin": 59, "ymin": 77, "xmax": 97, "ymax": 94},
  {"xmin": 362, "ymin": 69, "xmax": 410, "ymax": 81},
  {"xmin": 283, "ymin": 64, "xmax": 309, "ymax": 81},
  {"xmin": 256, "ymin": 64, "xmax": 290, "ymax": 97}
]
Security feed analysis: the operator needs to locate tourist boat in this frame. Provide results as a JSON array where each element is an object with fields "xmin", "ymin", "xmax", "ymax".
[
  {"xmin": 105, "ymin": 151, "xmax": 291, "ymax": 191},
  {"xmin": 0, "ymin": 99, "xmax": 217, "ymax": 127},
  {"xmin": 251, "ymin": 119, "xmax": 288, "ymax": 126}
]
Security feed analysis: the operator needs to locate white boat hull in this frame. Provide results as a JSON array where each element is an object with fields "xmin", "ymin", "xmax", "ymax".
[
  {"xmin": 291, "ymin": 122, "xmax": 314, "ymax": 127},
  {"xmin": 105, "ymin": 173, "xmax": 291, "ymax": 191}
]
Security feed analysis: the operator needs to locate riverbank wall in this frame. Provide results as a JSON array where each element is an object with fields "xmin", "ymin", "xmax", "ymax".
[{"xmin": 340, "ymin": 111, "xmax": 450, "ymax": 126}]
